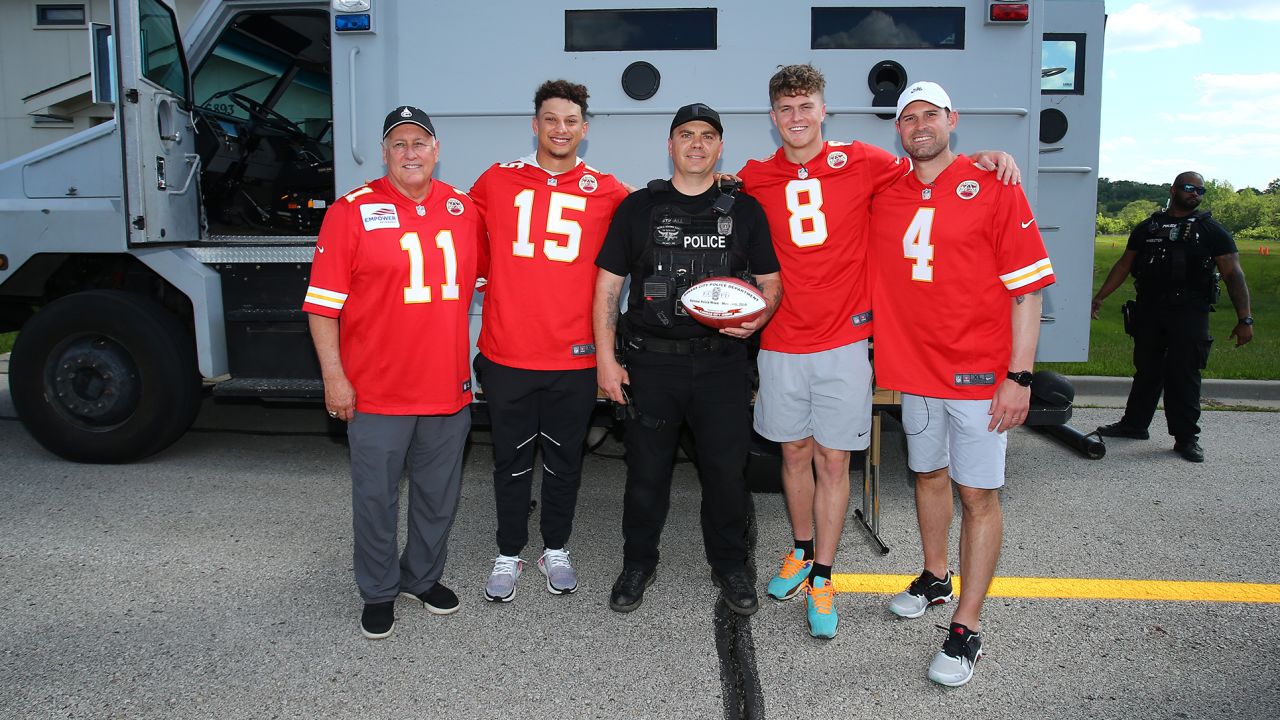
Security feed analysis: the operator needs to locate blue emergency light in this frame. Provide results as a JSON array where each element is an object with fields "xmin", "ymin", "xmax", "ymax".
[{"xmin": 334, "ymin": 13, "xmax": 371, "ymax": 32}]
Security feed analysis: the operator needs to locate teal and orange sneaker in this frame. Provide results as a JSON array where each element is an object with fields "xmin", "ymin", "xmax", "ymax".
[
  {"xmin": 805, "ymin": 576, "xmax": 838, "ymax": 639},
  {"xmin": 766, "ymin": 549, "xmax": 812, "ymax": 601}
]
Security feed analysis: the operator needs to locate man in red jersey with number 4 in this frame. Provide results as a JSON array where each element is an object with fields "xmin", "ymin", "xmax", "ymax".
[
  {"xmin": 871, "ymin": 82, "xmax": 1055, "ymax": 687},
  {"xmin": 469, "ymin": 80, "xmax": 629, "ymax": 603},
  {"xmin": 738, "ymin": 65, "xmax": 1019, "ymax": 640},
  {"xmin": 304, "ymin": 106, "xmax": 480, "ymax": 640}
]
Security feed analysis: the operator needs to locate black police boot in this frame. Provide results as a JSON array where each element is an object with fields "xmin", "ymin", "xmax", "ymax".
[
  {"xmin": 1174, "ymin": 439, "xmax": 1205, "ymax": 463},
  {"xmin": 711, "ymin": 567, "xmax": 759, "ymax": 616},
  {"xmin": 609, "ymin": 565, "xmax": 655, "ymax": 613},
  {"xmin": 1096, "ymin": 421, "xmax": 1150, "ymax": 440}
]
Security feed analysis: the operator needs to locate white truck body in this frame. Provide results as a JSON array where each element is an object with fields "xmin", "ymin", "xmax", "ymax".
[{"xmin": 0, "ymin": 0, "xmax": 1105, "ymax": 461}]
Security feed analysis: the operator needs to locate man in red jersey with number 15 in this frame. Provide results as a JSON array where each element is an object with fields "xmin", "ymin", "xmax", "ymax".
[
  {"xmin": 469, "ymin": 80, "xmax": 628, "ymax": 603},
  {"xmin": 871, "ymin": 82, "xmax": 1054, "ymax": 687}
]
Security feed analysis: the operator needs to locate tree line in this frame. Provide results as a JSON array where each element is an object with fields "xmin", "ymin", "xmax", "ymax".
[{"xmin": 1096, "ymin": 177, "xmax": 1280, "ymax": 240}]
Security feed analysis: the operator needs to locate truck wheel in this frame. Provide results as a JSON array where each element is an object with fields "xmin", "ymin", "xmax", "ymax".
[{"xmin": 9, "ymin": 290, "xmax": 201, "ymax": 463}]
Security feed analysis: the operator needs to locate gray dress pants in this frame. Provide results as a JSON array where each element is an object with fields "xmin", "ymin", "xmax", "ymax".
[{"xmin": 346, "ymin": 409, "xmax": 470, "ymax": 603}]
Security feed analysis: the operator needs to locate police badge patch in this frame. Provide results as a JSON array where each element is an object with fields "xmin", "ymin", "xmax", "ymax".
[{"xmin": 717, "ymin": 216, "xmax": 733, "ymax": 235}]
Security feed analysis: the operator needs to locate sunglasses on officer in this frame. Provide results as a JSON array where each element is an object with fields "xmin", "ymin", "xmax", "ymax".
[{"xmin": 1178, "ymin": 183, "xmax": 1207, "ymax": 196}]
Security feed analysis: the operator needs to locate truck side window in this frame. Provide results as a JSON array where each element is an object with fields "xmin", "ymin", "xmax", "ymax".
[{"xmin": 138, "ymin": 0, "xmax": 188, "ymax": 100}]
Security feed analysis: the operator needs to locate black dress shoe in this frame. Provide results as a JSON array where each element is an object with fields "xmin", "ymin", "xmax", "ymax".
[
  {"xmin": 1096, "ymin": 422, "xmax": 1150, "ymax": 440},
  {"xmin": 711, "ymin": 567, "xmax": 759, "ymax": 616},
  {"xmin": 609, "ymin": 566, "xmax": 655, "ymax": 613},
  {"xmin": 1174, "ymin": 440, "xmax": 1205, "ymax": 463}
]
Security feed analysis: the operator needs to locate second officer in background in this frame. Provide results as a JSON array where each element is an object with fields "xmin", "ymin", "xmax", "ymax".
[{"xmin": 593, "ymin": 103, "xmax": 781, "ymax": 616}]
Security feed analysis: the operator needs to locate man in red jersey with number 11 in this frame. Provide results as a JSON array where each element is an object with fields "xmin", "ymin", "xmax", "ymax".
[{"xmin": 469, "ymin": 80, "xmax": 629, "ymax": 603}]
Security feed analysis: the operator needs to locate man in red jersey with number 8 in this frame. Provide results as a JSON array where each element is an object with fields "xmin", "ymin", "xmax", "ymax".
[{"xmin": 739, "ymin": 65, "xmax": 1020, "ymax": 640}]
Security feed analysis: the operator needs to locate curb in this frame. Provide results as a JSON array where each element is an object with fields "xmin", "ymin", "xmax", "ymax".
[{"xmin": 1068, "ymin": 375, "xmax": 1280, "ymax": 403}]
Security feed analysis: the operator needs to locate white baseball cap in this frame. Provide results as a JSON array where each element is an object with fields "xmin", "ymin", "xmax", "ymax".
[{"xmin": 895, "ymin": 81, "xmax": 953, "ymax": 119}]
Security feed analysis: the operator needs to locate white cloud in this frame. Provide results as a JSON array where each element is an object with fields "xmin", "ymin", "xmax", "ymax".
[
  {"xmin": 1106, "ymin": 3, "xmax": 1200, "ymax": 53},
  {"xmin": 1175, "ymin": 0, "xmax": 1280, "ymax": 22},
  {"xmin": 1105, "ymin": 1, "xmax": 1280, "ymax": 53},
  {"xmin": 1193, "ymin": 73, "xmax": 1280, "ymax": 107}
]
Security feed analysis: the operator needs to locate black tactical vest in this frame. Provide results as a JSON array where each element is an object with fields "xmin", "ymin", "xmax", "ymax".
[
  {"xmin": 1131, "ymin": 211, "xmax": 1220, "ymax": 308},
  {"xmin": 635, "ymin": 182, "xmax": 751, "ymax": 332}
]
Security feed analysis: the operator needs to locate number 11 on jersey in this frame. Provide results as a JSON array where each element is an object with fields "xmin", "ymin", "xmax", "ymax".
[
  {"xmin": 400, "ymin": 230, "xmax": 460, "ymax": 303},
  {"xmin": 902, "ymin": 208, "xmax": 935, "ymax": 282}
]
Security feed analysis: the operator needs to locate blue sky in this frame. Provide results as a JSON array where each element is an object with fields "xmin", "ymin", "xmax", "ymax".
[{"xmin": 1101, "ymin": 0, "xmax": 1279, "ymax": 190}]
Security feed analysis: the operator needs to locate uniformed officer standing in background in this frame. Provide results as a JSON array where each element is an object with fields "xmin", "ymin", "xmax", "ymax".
[
  {"xmin": 593, "ymin": 103, "xmax": 781, "ymax": 616},
  {"xmin": 1090, "ymin": 171, "xmax": 1254, "ymax": 463}
]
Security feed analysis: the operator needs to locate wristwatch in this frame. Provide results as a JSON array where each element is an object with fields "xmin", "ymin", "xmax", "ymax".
[
  {"xmin": 1007, "ymin": 370, "xmax": 1034, "ymax": 387},
  {"xmin": 1238, "ymin": 316, "xmax": 1255, "ymax": 326}
]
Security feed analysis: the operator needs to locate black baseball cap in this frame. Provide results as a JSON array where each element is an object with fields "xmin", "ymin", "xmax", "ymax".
[
  {"xmin": 383, "ymin": 105, "xmax": 436, "ymax": 139},
  {"xmin": 670, "ymin": 103, "xmax": 723, "ymax": 135}
]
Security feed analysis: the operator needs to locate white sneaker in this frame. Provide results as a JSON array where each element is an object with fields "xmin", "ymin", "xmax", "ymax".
[
  {"xmin": 888, "ymin": 570, "xmax": 954, "ymax": 619},
  {"xmin": 928, "ymin": 623, "xmax": 984, "ymax": 687},
  {"xmin": 484, "ymin": 555, "xmax": 523, "ymax": 602},
  {"xmin": 538, "ymin": 548, "xmax": 578, "ymax": 594}
]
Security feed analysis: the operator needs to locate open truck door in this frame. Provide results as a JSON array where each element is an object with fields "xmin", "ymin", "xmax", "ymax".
[
  {"xmin": 115, "ymin": 0, "xmax": 202, "ymax": 245},
  {"xmin": 1037, "ymin": 0, "xmax": 1106, "ymax": 361}
]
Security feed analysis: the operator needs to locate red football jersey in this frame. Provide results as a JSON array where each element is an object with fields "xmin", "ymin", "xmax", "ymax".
[
  {"xmin": 870, "ymin": 155, "xmax": 1056, "ymax": 400},
  {"xmin": 303, "ymin": 176, "xmax": 480, "ymax": 415},
  {"xmin": 739, "ymin": 141, "xmax": 908, "ymax": 353},
  {"xmin": 470, "ymin": 157, "xmax": 628, "ymax": 370}
]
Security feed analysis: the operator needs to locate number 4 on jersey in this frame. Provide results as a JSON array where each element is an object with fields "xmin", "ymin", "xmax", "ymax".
[{"xmin": 902, "ymin": 208, "xmax": 935, "ymax": 282}]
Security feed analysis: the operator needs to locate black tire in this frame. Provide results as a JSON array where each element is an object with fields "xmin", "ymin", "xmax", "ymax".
[{"xmin": 9, "ymin": 290, "xmax": 201, "ymax": 463}]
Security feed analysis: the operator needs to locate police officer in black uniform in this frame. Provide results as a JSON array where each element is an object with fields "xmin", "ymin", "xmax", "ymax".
[
  {"xmin": 1091, "ymin": 171, "xmax": 1254, "ymax": 462},
  {"xmin": 593, "ymin": 104, "xmax": 781, "ymax": 615}
]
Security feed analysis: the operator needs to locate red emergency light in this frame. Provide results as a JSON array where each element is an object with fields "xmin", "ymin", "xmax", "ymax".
[{"xmin": 990, "ymin": 3, "xmax": 1030, "ymax": 22}]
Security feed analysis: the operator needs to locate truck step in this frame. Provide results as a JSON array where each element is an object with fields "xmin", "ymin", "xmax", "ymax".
[{"xmin": 212, "ymin": 377, "xmax": 323, "ymax": 398}]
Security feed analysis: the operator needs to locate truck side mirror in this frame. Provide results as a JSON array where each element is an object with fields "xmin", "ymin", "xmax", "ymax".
[{"xmin": 90, "ymin": 22, "xmax": 116, "ymax": 105}]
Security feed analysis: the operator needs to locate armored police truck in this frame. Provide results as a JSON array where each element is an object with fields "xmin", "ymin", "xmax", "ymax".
[{"xmin": 0, "ymin": 0, "xmax": 1105, "ymax": 462}]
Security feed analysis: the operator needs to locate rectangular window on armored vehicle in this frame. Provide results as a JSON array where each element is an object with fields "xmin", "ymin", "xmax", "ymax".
[
  {"xmin": 35, "ymin": 3, "xmax": 85, "ymax": 27},
  {"xmin": 1042, "ymin": 33, "xmax": 1086, "ymax": 94},
  {"xmin": 565, "ymin": 9, "xmax": 716, "ymax": 51},
  {"xmin": 138, "ymin": 0, "xmax": 188, "ymax": 99},
  {"xmin": 811, "ymin": 7, "xmax": 965, "ymax": 49}
]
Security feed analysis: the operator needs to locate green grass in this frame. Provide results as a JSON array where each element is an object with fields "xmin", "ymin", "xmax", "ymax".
[
  {"xmin": 0, "ymin": 331, "xmax": 14, "ymax": 354},
  {"xmin": 1040, "ymin": 236, "xmax": 1279, "ymax": 380}
]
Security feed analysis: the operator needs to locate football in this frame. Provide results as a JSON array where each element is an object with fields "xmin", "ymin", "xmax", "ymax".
[{"xmin": 679, "ymin": 277, "xmax": 768, "ymax": 329}]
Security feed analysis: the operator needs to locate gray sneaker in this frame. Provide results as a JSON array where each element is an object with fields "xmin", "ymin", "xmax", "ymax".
[
  {"xmin": 484, "ymin": 555, "xmax": 523, "ymax": 602},
  {"xmin": 538, "ymin": 548, "xmax": 578, "ymax": 594}
]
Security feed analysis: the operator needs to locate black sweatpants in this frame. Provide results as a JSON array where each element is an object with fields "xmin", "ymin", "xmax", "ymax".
[
  {"xmin": 621, "ymin": 342, "xmax": 752, "ymax": 574},
  {"xmin": 1120, "ymin": 304, "xmax": 1213, "ymax": 442},
  {"xmin": 474, "ymin": 353, "xmax": 597, "ymax": 557}
]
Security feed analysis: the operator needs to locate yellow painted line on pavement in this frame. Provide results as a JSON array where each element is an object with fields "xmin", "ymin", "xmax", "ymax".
[{"xmin": 831, "ymin": 573, "xmax": 1280, "ymax": 604}]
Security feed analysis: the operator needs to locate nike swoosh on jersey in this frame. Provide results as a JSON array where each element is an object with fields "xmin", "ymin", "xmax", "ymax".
[
  {"xmin": 1021, "ymin": 219, "xmax": 1036, "ymax": 229},
  {"xmin": 317, "ymin": 246, "xmax": 326, "ymax": 253}
]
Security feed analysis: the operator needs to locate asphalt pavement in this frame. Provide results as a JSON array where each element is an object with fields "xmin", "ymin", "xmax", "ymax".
[{"xmin": 1, "ymin": 364, "xmax": 1278, "ymax": 719}]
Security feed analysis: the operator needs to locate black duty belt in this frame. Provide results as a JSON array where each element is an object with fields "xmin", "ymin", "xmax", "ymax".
[{"xmin": 627, "ymin": 334, "xmax": 727, "ymax": 355}]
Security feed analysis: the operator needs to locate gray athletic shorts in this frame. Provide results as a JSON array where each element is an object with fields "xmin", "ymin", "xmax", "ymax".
[
  {"xmin": 753, "ymin": 340, "xmax": 872, "ymax": 451},
  {"xmin": 902, "ymin": 394, "xmax": 1007, "ymax": 489}
]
